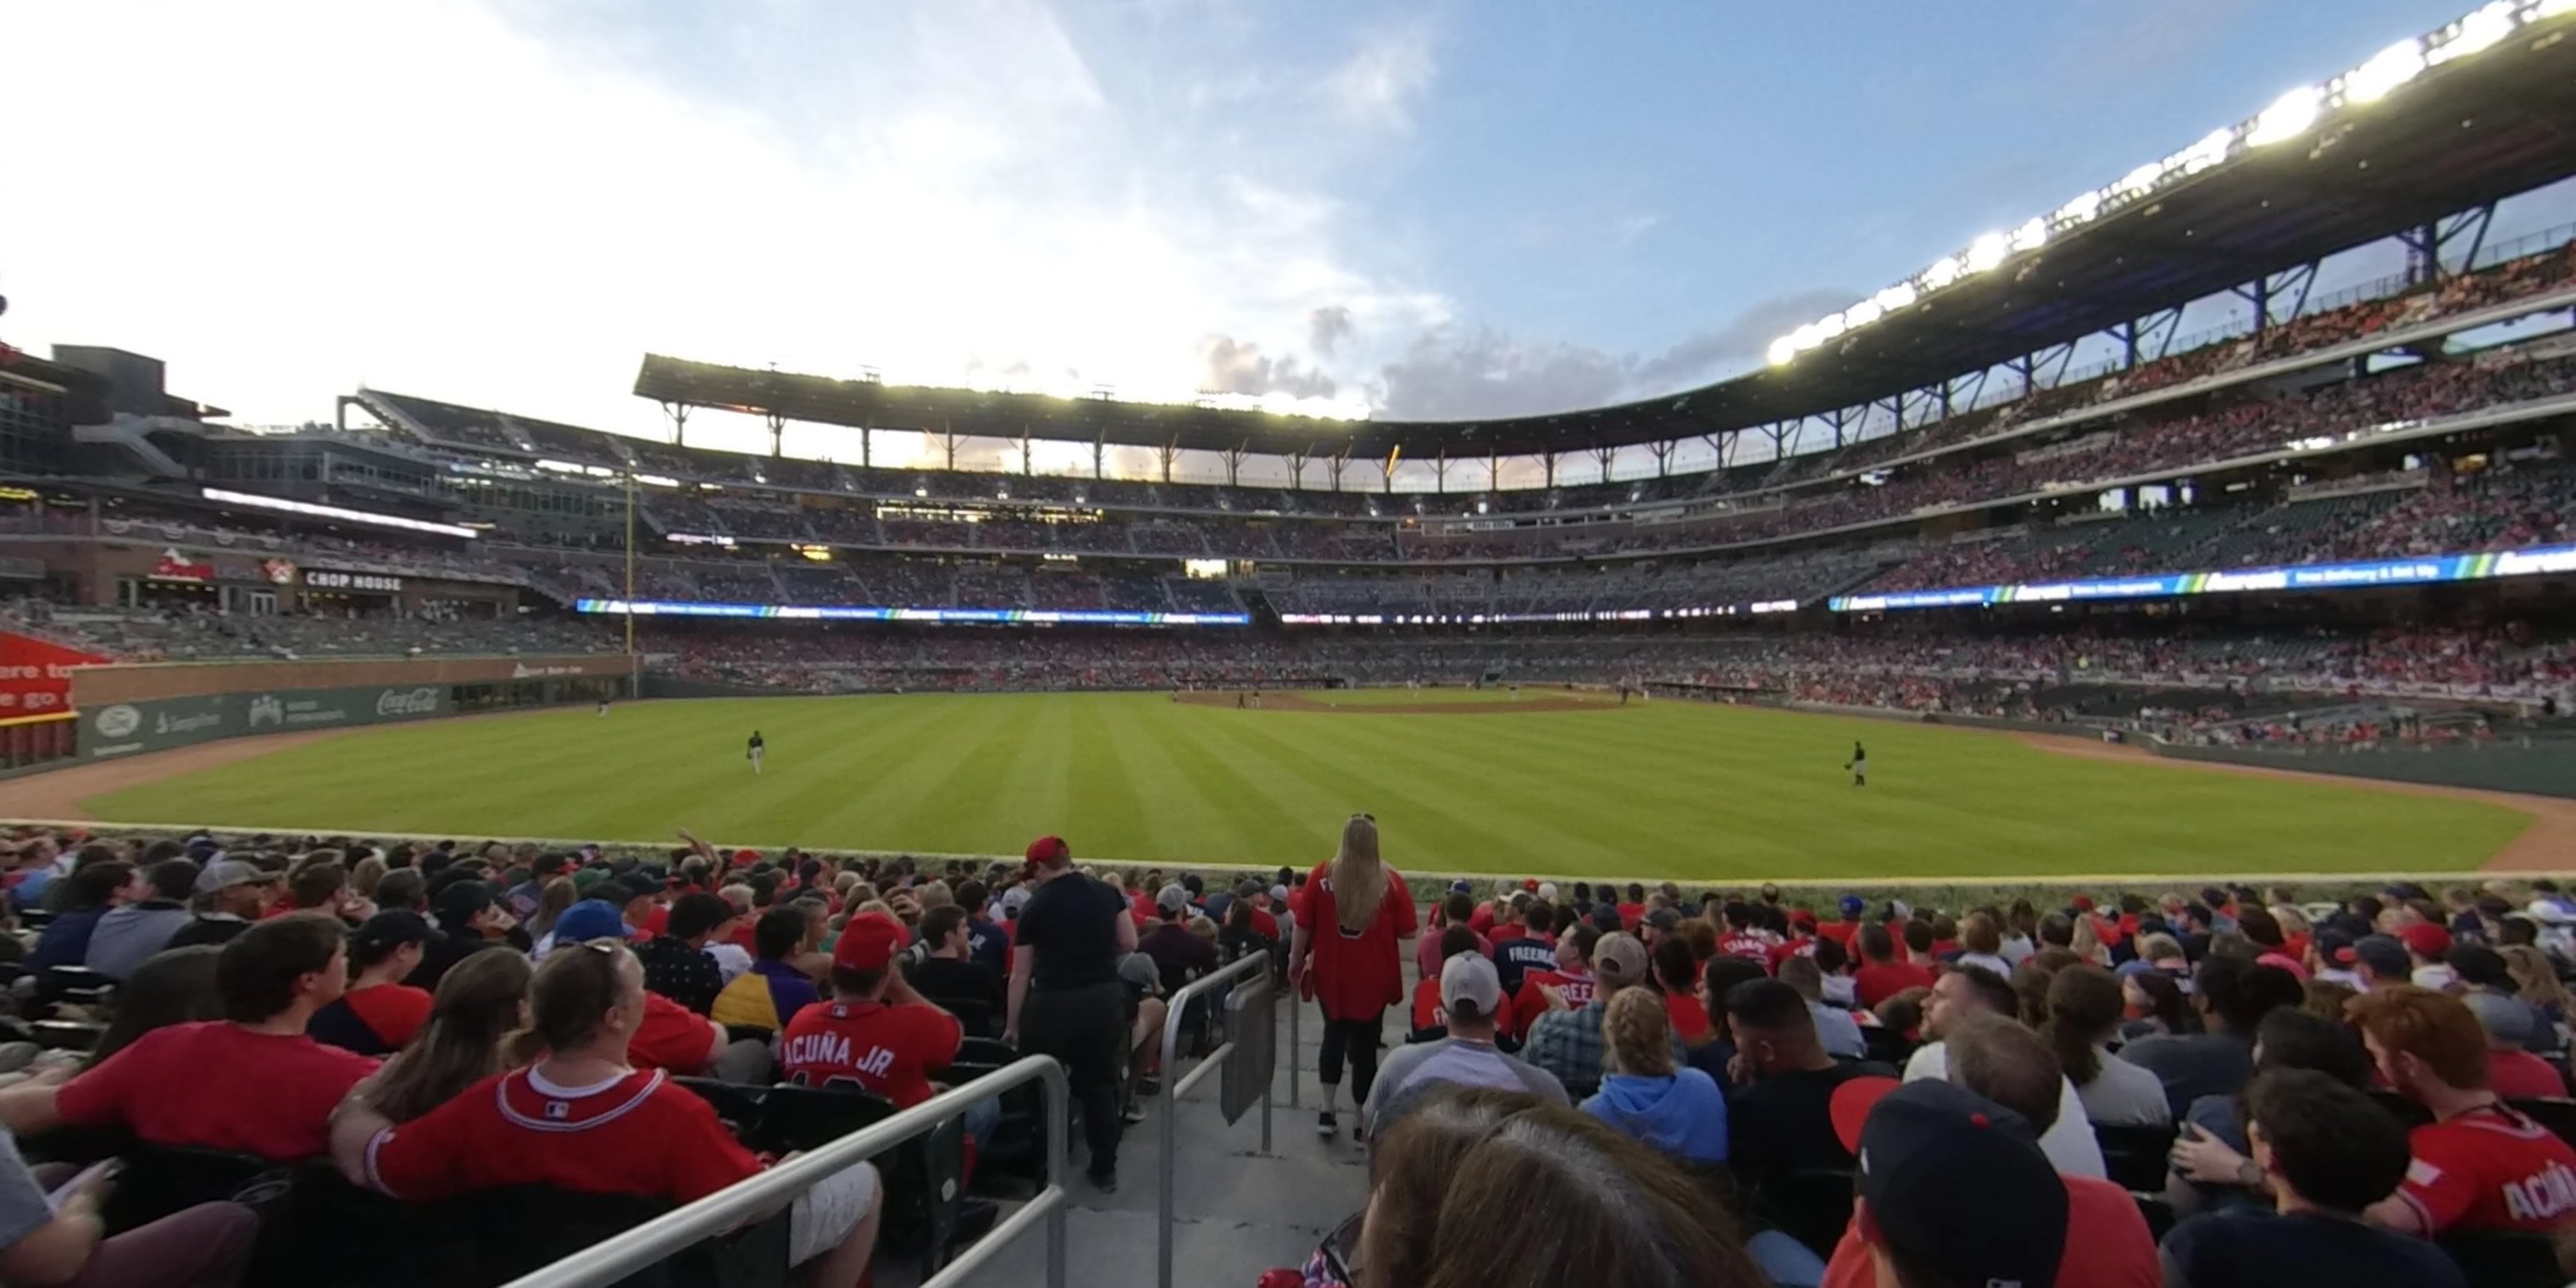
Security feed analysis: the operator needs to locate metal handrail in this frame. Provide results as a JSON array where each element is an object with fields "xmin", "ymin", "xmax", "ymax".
[
  {"xmin": 499, "ymin": 1056, "xmax": 1071, "ymax": 1288},
  {"xmin": 1156, "ymin": 950, "xmax": 1279, "ymax": 1288}
]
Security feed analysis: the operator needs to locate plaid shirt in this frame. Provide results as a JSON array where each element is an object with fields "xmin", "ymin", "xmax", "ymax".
[{"xmin": 1525, "ymin": 998, "xmax": 1609, "ymax": 1096}]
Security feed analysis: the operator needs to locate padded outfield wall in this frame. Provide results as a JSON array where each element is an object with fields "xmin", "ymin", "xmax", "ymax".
[{"xmin": 68, "ymin": 653, "xmax": 635, "ymax": 761}]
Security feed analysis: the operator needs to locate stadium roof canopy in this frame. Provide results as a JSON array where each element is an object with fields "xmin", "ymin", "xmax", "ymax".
[{"xmin": 639, "ymin": 6, "xmax": 2576, "ymax": 462}]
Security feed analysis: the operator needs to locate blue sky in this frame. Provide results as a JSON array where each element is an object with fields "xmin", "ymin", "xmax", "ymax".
[{"xmin": 0, "ymin": 0, "xmax": 2545, "ymax": 467}]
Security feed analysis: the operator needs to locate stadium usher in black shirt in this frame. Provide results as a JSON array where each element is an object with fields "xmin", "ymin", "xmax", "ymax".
[{"xmin": 1017, "ymin": 874, "xmax": 1127, "ymax": 991}]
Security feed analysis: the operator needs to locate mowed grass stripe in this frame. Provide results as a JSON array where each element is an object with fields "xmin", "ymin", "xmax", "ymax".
[
  {"xmin": 74, "ymin": 693, "xmax": 2534, "ymax": 877},
  {"xmin": 1205, "ymin": 708, "xmax": 1615, "ymax": 872}
]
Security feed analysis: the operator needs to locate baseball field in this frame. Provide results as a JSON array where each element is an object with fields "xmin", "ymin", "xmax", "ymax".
[{"xmin": 19, "ymin": 689, "xmax": 2560, "ymax": 880}]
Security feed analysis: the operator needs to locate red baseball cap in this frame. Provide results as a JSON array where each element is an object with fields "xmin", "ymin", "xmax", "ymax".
[
  {"xmin": 1026, "ymin": 836, "xmax": 1071, "ymax": 865},
  {"xmin": 731, "ymin": 848, "xmax": 760, "ymax": 868},
  {"xmin": 1523, "ymin": 879, "xmax": 1540, "ymax": 892},
  {"xmin": 1829, "ymin": 1075, "xmax": 1903, "ymax": 1154},
  {"xmin": 833, "ymin": 912, "xmax": 908, "ymax": 972},
  {"xmin": 2070, "ymin": 894, "xmax": 2096, "ymax": 912},
  {"xmin": 2398, "ymin": 922, "xmax": 2453, "ymax": 958}
]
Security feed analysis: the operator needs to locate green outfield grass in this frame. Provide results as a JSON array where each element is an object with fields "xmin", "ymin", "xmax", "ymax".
[{"xmin": 73, "ymin": 693, "xmax": 2535, "ymax": 879}]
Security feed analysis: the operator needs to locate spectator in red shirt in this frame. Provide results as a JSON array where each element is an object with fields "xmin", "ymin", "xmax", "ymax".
[
  {"xmin": 1615, "ymin": 883, "xmax": 1646, "ymax": 932},
  {"xmin": 2349, "ymin": 985, "xmax": 2576, "ymax": 1235},
  {"xmin": 308, "ymin": 910, "xmax": 436, "ymax": 1057},
  {"xmin": 0, "ymin": 912, "xmax": 375, "ymax": 1162},
  {"xmin": 1816, "ymin": 894, "xmax": 1867, "ymax": 951},
  {"xmin": 1852, "ymin": 924, "xmax": 1935, "ymax": 1009},
  {"xmin": 782, "ymin": 912, "xmax": 997, "ymax": 1146},
  {"xmin": 1416, "ymin": 893, "xmax": 1486, "ymax": 981},
  {"xmin": 1289, "ymin": 815, "xmax": 1417, "ymax": 1141},
  {"xmin": 1509, "ymin": 922, "xmax": 1602, "ymax": 1040},
  {"xmin": 1651, "ymin": 935, "xmax": 1712, "ymax": 1045},
  {"xmin": 2462, "ymin": 991, "xmax": 2569, "ymax": 1100},
  {"xmin": 332, "ymin": 939, "xmax": 881, "ymax": 1285}
]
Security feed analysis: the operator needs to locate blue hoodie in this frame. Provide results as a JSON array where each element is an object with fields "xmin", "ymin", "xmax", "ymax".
[{"xmin": 1582, "ymin": 1068, "xmax": 1729, "ymax": 1164}]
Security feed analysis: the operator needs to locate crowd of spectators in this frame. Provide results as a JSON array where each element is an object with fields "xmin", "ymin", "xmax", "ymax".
[{"xmin": 7, "ymin": 807, "xmax": 2576, "ymax": 1284}]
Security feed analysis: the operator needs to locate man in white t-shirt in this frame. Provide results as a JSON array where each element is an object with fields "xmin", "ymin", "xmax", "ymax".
[
  {"xmin": 1900, "ymin": 964, "xmax": 2106, "ymax": 1179},
  {"xmin": 1363, "ymin": 953, "xmax": 1567, "ymax": 1142}
]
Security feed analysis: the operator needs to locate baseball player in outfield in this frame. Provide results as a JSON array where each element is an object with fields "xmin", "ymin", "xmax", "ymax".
[{"xmin": 747, "ymin": 730, "xmax": 765, "ymax": 774}]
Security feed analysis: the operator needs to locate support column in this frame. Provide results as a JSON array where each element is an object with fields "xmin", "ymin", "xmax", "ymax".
[
  {"xmin": 1541, "ymin": 452, "xmax": 1557, "ymax": 487},
  {"xmin": 660, "ymin": 401, "xmax": 691, "ymax": 447},
  {"xmin": 1224, "ymin": 447, "xmax": 1246, "ymax": 487},
  {"xmin": 1093, "ymin": 436, "xmax": 1105, "ymax": 481},
  {"xmin": 1285, "ymin": 451, "xmax": 1308, "ymax": 492},
  {"xmin": 1021, "ymin": 430, "xmax": 1034, "ymax": 477},
  {"xmin": 1434, "ymin": 454, "xmax": 1448, "ymax": 494},
  {"xmin": 1326, "ymin": 455, "xmax": 1347, "ymax": 493},
  {"xmin": 1158, "ymin": 442, "xmax": 1178, "ymax": 484},
  {"xmin": 860, "ymin": 425, "xmax": 872, "ymax": 469}
]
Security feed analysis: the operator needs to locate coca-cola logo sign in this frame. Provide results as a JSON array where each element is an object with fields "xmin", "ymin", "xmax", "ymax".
[{"xmin": 376, "ymin": 686, "xmax": 441, "ymax": 717}]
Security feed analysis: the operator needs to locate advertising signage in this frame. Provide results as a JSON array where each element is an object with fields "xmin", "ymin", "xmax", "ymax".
[
  {"xmin": 574, "ymin": 598, "xmax": 1250, "ymax": 626},
  {"xmin": 1829, "ymin": 543, "xmax": 2576, "ymax": 613}
]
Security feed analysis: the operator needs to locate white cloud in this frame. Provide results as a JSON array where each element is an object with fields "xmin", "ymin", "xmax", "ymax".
[
  {"xmin": 1324, "ymin": 19, "xmax": 1440, "ymax": 131},
  {"xmin": 0, "ymin": 0, "xmax": 1448, "ymax": 460}
]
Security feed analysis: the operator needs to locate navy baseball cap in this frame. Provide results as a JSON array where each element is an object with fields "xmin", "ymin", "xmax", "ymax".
[
  {"xmin": 1833, "ymin": 1079, "xmax": 2066, "ymax": 1288},
  {"xmin": 1838, "ymin": 894, "xmax": 1865, "ymax": 918}
]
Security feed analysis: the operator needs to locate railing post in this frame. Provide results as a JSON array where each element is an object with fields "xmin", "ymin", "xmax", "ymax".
[{"xmin": 1155, "ymin": 952, "xmax": 1277, "ymax": 1288}]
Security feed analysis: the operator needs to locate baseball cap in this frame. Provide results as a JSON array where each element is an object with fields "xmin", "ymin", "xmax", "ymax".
[
  {"xmin": 2463, "ymin": 990, "xmax": 2537, "ymax": 1048},
  {"xmin": 2352, "ymin": 934, "xmax": 2412, "ymax": 979},
  {"xmin": 1589, "ymin": 903, "xmax": 1622, "ymax": 932},
  {"xmin": 193, "ymin": 859, "xmax": 272, "ymax": 896},
  {"xmin": 1535, "ymin": 882, "xmax": 1558, "ymax": 901},
  {"xmin": 2526, "ymin": 900, "xmax": 2576, "ymax": 927},
  {"xmin": 2313, "ymin": 930, "xmax": 2358, "ymax": 967},
  {"xmin": 1646, "ymin": 908, "xmax": 1682, "ymax": 933},
  {"xmin": 431, "ymin": 880, "xmax": 496, "ymax": 929},
  {"xmin": 1440, "ymin": 952, "xmax": 1503, "ymax": 1017},
  {"xmin": 2399, "ymin": 923, "xmax": 2454, "ymax": 959},
  {"xmin": 1838, "ymin": 894, "xmax": 1865, "ymax": 919},
  {"xmin": 1156, "ymin": 884, "xmax": 1191, "ymax": 914},
  {"xmin": 1833, "ymin": 1079, "xmax": 2067, "ymax": 1288},
  {"xmin": 833, "ymin": 912, "xmax": 908, "ymax": 972},
  {"xmin": 1118, "ymin": 952, "xmax": 1161, "ymax": 991},
  {"xmin": 549, "ymin": 899, "xmax": 630, "ymax": 945},
  {"xmin": 1592, "ymin": 933, "xmax": 1648, "ymax": 985},
  {"xmin": 353, "ymin": 910, "xmax": 432, "ymax": 957},
  {"xmin": 1026, "ymin": 836, "xmax": 1071, "ymax": 866},
  {"xmin": 1521, "ymin": 879, "xmax": 1540, "ymax": 893},
  {"xmin": 1449, "ymin": 880, "xmax": 1473, "ymax": 896},
  {"xmin": 1000, "ymin": 886, "xmax": 1031, "ymax": 918}
]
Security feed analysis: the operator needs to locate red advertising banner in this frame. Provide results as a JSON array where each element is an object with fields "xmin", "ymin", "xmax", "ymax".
[{"xmin": 0, "ymin": 630, "xmax": 109, "ymax": 716}]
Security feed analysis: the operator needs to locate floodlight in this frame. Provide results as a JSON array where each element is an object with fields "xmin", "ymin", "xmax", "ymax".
[
  {"xmin": 2538, "ymin": 0, "xmax": 2576, "ymax": 18},
  {"xmin": 2246, "ymin": 86, "xmax": 2323, "ymax": 146},
  {"xmin": 1922, "ymin": 256, "xmax": 1963, "ymax": 289},
  {"xmin": 1874, "ymin": 283, "xmax": 1918, "ymax": 313},
  {"xmin": 2057, "ymin": 190, "xmax": 2104, "ymax": 225},
  {"xmin": 2343, "ymin": 39, "xmax": 2426, "ymax": 102},
  {"xmin": 1817, "ymin": 311, "xmax": 1848, "ymax": 340},
  {"xmin": 1964, "ymin": 231, "xmax": 2010, "ymax": 274},
  {"xmin": 1843, "ymin": 299, "xmax": 1884, "ymax": 329},
  {"xmin": 1767, "ymin": 336, "xmax": 1799, "ymax": 365},
  {"xmin": 2179, "ymin": 128, "xmax": 2234, "ymax": 175},
  {"xmin": 2117, "ymin": 162, "xmax": 2163, "ymax": 197},
  {"xmin": 2434, "ymin": 1, "xmax": 2516, "ymax": 62},
  {"xmin": 2009, "ymin": 217, "xmax": 2048, "ymax": 253}
]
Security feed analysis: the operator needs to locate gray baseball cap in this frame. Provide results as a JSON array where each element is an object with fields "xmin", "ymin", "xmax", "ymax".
[{"xmin": 194, "ymin": 860, "xmax": 273, "ymax": 896}]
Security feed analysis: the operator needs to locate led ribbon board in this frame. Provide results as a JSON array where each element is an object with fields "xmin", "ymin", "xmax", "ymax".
[
  {"xmin": 574, "ymin": 599, "xmax": 1250, "ymax": 626},
  {"xmin": 1829, "ymin": 543, "xmax": 2576, "ymax": 613}
]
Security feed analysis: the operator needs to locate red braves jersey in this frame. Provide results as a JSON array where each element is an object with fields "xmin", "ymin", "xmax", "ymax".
[
  {"xmin": 2396, "ymin": 1103, "xmax": 2576, "ymax": 1233},
  {"xmin": 1718, "ymin": 932, "xmax": 1776, "ymax": 964},
  {"xmin": 1509, "ymin": 968, "xmax": 1595, "ymax": 1037},
  {"xmin": 367, "ymin": 1068, "xmax": 757, "ymax": 1204},
  {"xmin": 779, "ymin": 999, "xmax": 963, "ymax": 1109}
]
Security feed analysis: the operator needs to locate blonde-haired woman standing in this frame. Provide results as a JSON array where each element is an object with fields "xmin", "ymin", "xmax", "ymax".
[{"xmin": 1289, "ymin": 814, "xmax": 1417, "ymax": 1140}]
